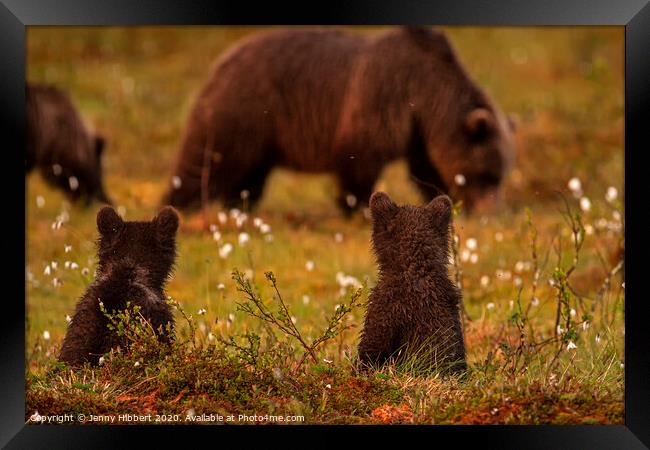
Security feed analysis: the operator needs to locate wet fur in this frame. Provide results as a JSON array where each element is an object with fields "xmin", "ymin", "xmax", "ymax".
[
  {"xmin": 358, "ymin": 192, "xmax": 467, "ymax": 373},
  {"xmin": 59, "ymin": 207, "xmax": 178, "ymax": 367}
]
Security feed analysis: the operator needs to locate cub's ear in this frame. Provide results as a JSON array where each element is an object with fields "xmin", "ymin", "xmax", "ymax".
[
  {"xmin": 426, "ymin": 195, "xmax": 453, "ymax": 223},
  {"xmin": 465, "ymin": 108, "xmax": 495, "ymax": 139},
  {"xmin": 97, "ymin": 206, "xmax": 123, "ymax": 236},
  {"xmin": 154, "ymin": 206, "xmax": 179, "ymax": 241},
  {"xmin": 369, "ymin": 192, "xmax": 398, "ymax": 227}
]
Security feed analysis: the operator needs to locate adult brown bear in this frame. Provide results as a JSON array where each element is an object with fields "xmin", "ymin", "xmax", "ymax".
[
  {"xmin": 162, "ymin": 27, "xmax": 515, "ymax": 214},
  {"xmin": 26, "ymin": 83, "xmax": 112, "ymax": 205}
]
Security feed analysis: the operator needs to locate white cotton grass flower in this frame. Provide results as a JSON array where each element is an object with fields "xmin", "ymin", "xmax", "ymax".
[
  {"xmin": 235, "ymin": 214, "xmax": 248, "ymax": 228},
  {"xmin": 65, "ymin": 315, "xmax": 72, "ymax": 323},
  {"xmin": 291, "ymin": 316, "xmax": 297, "ymax": 324},
  {"xmin": 461, "ymin": 249, "xmax": 471, "ymax": 263},
  {"xmin": 208, "ymin": 332, "xmax": 215, "ymax": 342},
  {"xmin": 172, "ymin": 176, "xmax": 182, "ymax": 189},
  {"xmin": 212, "ymin": 231, "xmax": 222, "ymax": 241},
  {"xmin": 240, "ymin": 190, "xmax": 250, "ymax": 200},
  {"xmin": 228, "ymin": 313, "xmax": 235, "ymax": 323},
  {"xmin": 219, "ymin": 243, "xmax": 233, "ymax": 259},
  {"xmin": 568, "ymin": 177, "xmax": 582, "ymax": 196},
  {"xmin": 580, "ymin": 197, "xmax": 591, "ymax": 212},
  {"xmin": 334, "ymin": 232, "xmax": 344, "ymax": 243},
  {"xmin": 325, "ymin": 384, "xmax": 332, "ymax": 389},
  {"xmin": 302, "ymin": 295, "xmax": 310, "ymax": 305},
  {"xmin": 595, "ymin": 334, "xmax": 601, "ymax": 345},
  {"xmin": 494, "ymin": 232, "xmax": 504, "ymax": 242},
  {"xmin": 209, "ymin": 224, "xmax": 218, "ymax": 233},
  {"xmin": 36, "ymin": 196, "xmax": 45, "ymax": 208},
  {"xmin": 323, "ymin": 358, "xmax": 333, "ymax": 364},
  {"xmin": 566, "ymin": 341, "xmax": 577, "ymax": 351},
  {"xmin": 454, "ymin": 174, "xmax": 466, "ymax": 186},
  {"xmin": 229, "ymin": 208, "xmax": 241, "ymax": 219},
  {"xmin": 582, "ymin": 321, "xmax": 590, "ymax": 331},
  {"xmin": 64, "ymin": 244, "xmax": 72, "ymax": 253},
  {"xmin": 486, "ymin": 303, "xmax": 495, "ymax": 310},
  {"xmin": 259, "ymin": 223, "xmax": 271, "ymax": 234},
  {"xmin": 469, "ymin": 253, "xmax": 479, "ymax": 264},
  {"xmin": 345, "ymin": 194, "xmax": 357, "ymax": 208},
  {"xmin": 134, "ymin": 361, "xmax": 141, "ymax": 368},
  {"xmin": 52, "ymin": 164, "xmax": 62, "ymax": 175},
  {"xmin": 217, "ymin": 211, "xmax": 228, "ymax": 225},
  {"xmin": 238, "ymin": 232, "xmax": 250, "ymax": 246},
  {"xmin": 336, "ymin": 272, "xmax": 362, "ymax": 289},
  {"xmin": 606, "ymin": 186, "xmax": 618, "ymax": 203},
  {"xmin": 556, "ymin": 325, "xmax": 564, "ymax": 335},
  {"xmin": 305, "ymin": 260, "xmax": 315, "ymax": 271},
  {"xmin": 480, "ymin": 275, "xmax": 490, "ymax": 287},
  {"xmin": 466, "ymin": 238, "xmax": 477, "ymax": 250},
  {"xmin": 43, "ymin": 330, "xmax": 50, "ymax": 340},
  {"xmin": 612, "ymin": 211, "xmax": 621, "ymax": 222},
  {"xmin": 44, "ymin": 265, "xmax": 51, "ymax": 276},
  {"xmin": 584, "ymin": 224, "xmax": 594, "ymax": 235},
  {"xmin": 51, "ymin": 261, "xmax": 58, "ymax": 270},
  {"xmin": 98, "ymin": 356, "xmax": 105, "ymax": 366},
  {"xmin": 68, "ymin": 176, "xmax": 79, "ymax": 191},
  {"xmin": 514, "ymin": 276, "xmax": 523, "ymax": 287},
  {"xmin": 531, "ymin": 297, "xmax": 540, "ymax": 306},
  {"xmin": 570, "ymin": 308, "xmax": 576, "ymax": 317},
  {"xmin": 197, "ymin": 308, "xmax": 207, "ymax": 315},
  {"xmin": 217, "ymin": 283, "xmax": 225, "ymax": 290},
  {"xmin": 253, "ymin": 217, "xmax": 263, "ymax": 228},
  {"xmin": 52, "ymin": 278, "xmax": 62, "ymax": 287}
]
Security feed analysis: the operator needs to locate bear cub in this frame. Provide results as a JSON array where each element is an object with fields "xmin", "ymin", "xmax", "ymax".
[
  {"xmin": 59, "ymin": 206, "xmax": 179, "ymax": 367},
  {"xmin": 358, "ymin": 192, "xmax": 467, "ymax": 374}
]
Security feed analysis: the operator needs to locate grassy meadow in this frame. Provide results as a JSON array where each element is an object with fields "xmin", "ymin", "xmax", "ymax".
[{"xmin": 26, "ymin": 27, "xmax": 624, "ymax": 424}]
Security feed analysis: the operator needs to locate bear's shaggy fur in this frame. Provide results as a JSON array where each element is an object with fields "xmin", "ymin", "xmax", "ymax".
[
  {"xmin": 59, "ymin": 206, "xmax": 178, "ymax": 367},
  {"xmin": 162, "ymin": 26, "xmax": 515, "ymax": 214},
  {"xmin": 358, "ymin": 192, "xmax": 467, "ymax": 374},
  {"xmin": 26, "ymin": 83, "xmax": 111, "ymax": 205}
]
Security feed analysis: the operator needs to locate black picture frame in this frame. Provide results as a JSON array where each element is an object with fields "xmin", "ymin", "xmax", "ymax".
[{"xmin": 3, "ymin": 1, "xmax": 648, "ymax": 447}]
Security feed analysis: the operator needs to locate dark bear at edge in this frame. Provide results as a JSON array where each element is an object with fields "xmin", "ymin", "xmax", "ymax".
[
  {"xmin": 58, "ymin": 206, "xmax": 179, "ymax": 367},
  {"xmin": 26, "ymin": 82, "xmax": 112, "ymax": 205},
  {"xmin": 358, "ymin": 192, "xmax": 467, "ymax": 374},
  {"xmin": 162, "ymin": 26, "xmax": 515, "ymax": 214}
]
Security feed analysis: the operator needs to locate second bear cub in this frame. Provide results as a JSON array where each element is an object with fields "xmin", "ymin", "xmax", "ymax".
[
  {"xmin": 358, "ymin": 192, "xmax": 467, "ymax": 374},
  {"xmin": 59, "ymin": 206, "xmax": 179, "ymax": 367}
]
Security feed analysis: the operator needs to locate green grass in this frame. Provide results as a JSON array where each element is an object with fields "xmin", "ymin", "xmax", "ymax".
[{"xmin": 26, "ymin": 26, "xmax": 624, "ymax": 424}]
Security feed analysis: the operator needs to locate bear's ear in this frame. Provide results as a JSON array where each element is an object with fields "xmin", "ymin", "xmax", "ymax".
[
  {"xmin": 426, "ymin": 195, "xmax": 453, "ymax": 224},
  {"xmin": 370, "ymin": 192, "xmax": 398, "ymax": 227},
  {"xmin": 465, "ymin": 108, "xmax": 495, "ymax": 140},
  {"xmin": 154, "ymin": 206, "xmax": 179, "ymax": 241},
  {"xmin": 97, "ymin": 206, "xmax": 123, "ymax": 236},
  {"xmin": 94, "ymin": 134, "xmax": 106, "ymax": 157}
]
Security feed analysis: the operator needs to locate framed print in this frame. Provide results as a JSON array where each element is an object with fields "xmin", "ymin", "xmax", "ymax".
[{"xmin": 2, "ymin": 0, "xmax": 648, "ymax": 447}]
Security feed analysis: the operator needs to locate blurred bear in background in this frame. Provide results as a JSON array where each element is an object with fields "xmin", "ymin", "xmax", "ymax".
[
  {"xmin": 26, "ymin": 83, "xmax": 112, "ymax": 205},
  {"xmin": 162, "ymin": 26, "xmax": 515, "ymax": 215}
]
